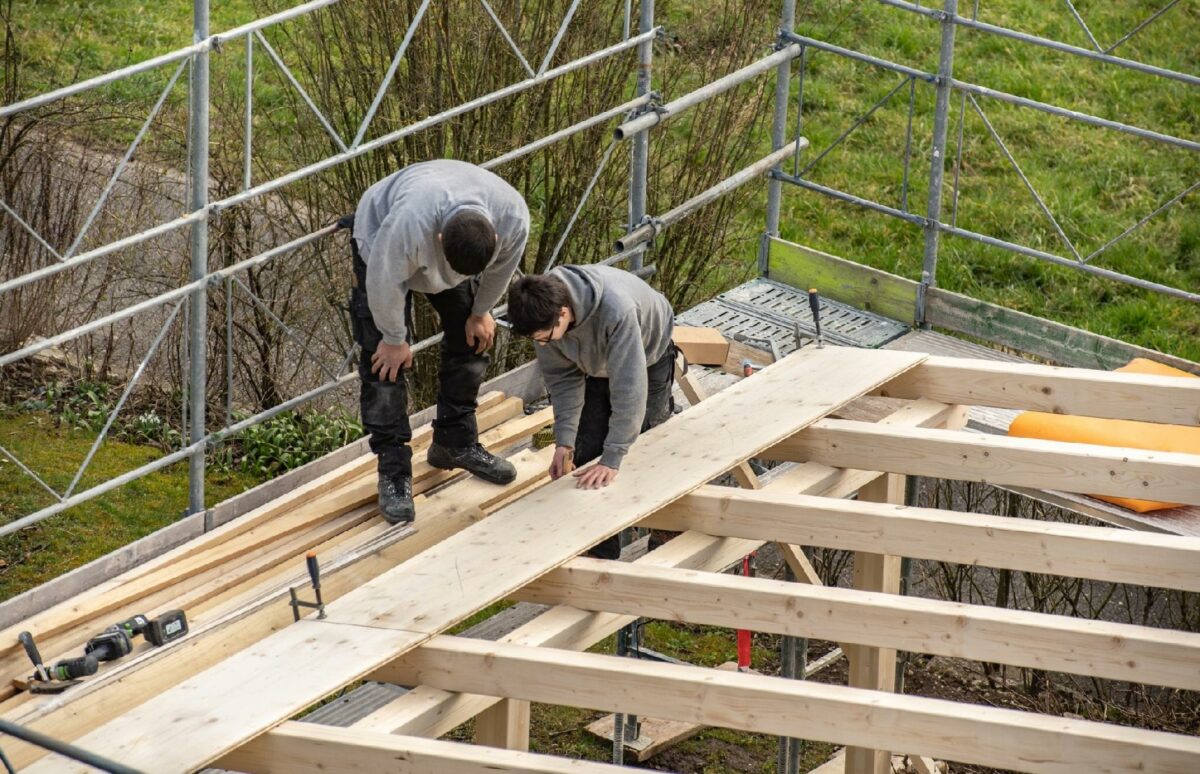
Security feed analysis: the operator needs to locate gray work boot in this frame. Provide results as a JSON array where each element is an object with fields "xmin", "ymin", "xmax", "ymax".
[
  {"xmin": 377, "ymin": 474, "xmax": 414, "ymax": 525},
  {"xmin": 427, "ymin": 442, "xmax": 517, "ymax": 485}
]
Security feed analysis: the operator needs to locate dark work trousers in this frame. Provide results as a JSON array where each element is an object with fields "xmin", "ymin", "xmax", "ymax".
[
  {"xmin": 347, "ymin": 227, "xmax": 489, "ymax": 481},
  {"xmin": 576, "ymin": 344, "xmax": 678, "ymax": 559}
]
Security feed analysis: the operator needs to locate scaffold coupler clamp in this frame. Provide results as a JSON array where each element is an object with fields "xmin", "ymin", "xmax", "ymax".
[
  {"xmin": 637, "ymin": 214, "xmax": 664, "ymax": 240},
  {"xmin": 289, "ymin": 552, "xmax": 327, "ymax": 622}
]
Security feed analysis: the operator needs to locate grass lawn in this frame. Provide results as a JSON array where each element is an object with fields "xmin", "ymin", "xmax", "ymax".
[{"xmin": 0, "ymin": 411, "xmax": 261, "ymax": 599}]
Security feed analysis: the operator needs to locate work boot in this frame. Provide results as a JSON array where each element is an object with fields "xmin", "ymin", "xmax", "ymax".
[
  {"xmin": 427, "ymin": 442, "xmax": 517, "ymax": 485},
  {"xmin": 377, "ymin": 474, "xmax": 415, "ymax": 525}
]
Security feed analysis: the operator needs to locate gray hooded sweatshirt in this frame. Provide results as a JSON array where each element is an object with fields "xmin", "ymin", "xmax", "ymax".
[
  {"xmin": 536, "ymin": 265, "xmax": 674, "ymax": 469},
  {"xmin": 353, "ymin": 160, "xmax": 530, "ymax": 345}
]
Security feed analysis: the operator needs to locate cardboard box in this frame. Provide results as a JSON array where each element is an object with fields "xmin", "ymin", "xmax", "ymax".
[{"xmin": 673, "ymin": 326, "xmax": 729, "ymax": 366}]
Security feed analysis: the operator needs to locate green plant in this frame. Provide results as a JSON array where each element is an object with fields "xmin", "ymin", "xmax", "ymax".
[{"xmin": 227, "ymin": 410, "xmax": 363, "ymax": 477}]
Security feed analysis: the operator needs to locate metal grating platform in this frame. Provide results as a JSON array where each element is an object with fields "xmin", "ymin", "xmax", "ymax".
[{"xmin": 678, "ymin": 277, "xmax": 908, "ymax": 353}]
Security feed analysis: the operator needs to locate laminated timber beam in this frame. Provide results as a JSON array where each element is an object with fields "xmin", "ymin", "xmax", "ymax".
[
  {"xmin": 376, "ymin": 636, "xmax": 1200, "ymax": 774},
  {"xmin": 762, "ymin": 419, "xmax": 1200, "ymax": 504},
  {"xmin": 32, "ymin": 347, "xmax": 925, "ymax": 773},
  {"xmin": 875, "ymin": 356, "xmax": 1200, "ymax": 425},
  {"xmin": 643, "ymin": 489, "xmax": 1200, "ymax": 592},
  {"xmin": 322, "ymin": 398, "xmax": 963, "ymax": 742},
  {"xmin": 510, "ymin": 558, "xmax": 1200, "ymax": 690},
  {"xmin": 220, "ymin": 723, "xmax": 623, "ymax": 774}
]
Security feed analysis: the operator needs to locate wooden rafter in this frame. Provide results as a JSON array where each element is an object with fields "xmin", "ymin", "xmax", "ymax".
[
  {"xmin": 764, "ymin": 419, "xmax": 1200, "ymax": 504},
  {"xmin": 643, "ymin": 488, "xmax": 1200, "ymax": 591},
  {"xmin": 219, "ymin": 723, "xmax": 625, "ymax": 773},
  {"xmin": 511, "ymin": 558, "xmax": 1200, "ymax": 689},
  {"xmin": 876, "ymin": 356, "xmax": 1200, "ymax": 425},
  {"xmin": 378, "ymin": 636, "xmax": 1200, "ymax": 774}
]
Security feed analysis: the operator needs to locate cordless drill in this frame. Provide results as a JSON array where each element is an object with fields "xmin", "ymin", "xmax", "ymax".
[
  {"xmin": 114, "ymin": 609, "xmax": 189, "ymax": 647},
  {"xmin": 84, "ymin": 609, "xmax": 189, "ymax": 665}
]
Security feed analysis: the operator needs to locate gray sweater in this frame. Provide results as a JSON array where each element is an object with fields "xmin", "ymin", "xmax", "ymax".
[
  {"xmin": 536, "ymin": 265, "xmax": 674, "ymax": 469},
  {"xmin": 353, "ymin": 160, "xmax": 530, "ymax": 345}
]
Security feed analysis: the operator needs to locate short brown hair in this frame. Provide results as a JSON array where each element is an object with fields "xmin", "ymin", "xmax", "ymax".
[
  {"xmin": 442, "ymin": 210, "xmax": 496, "ymax": 275},
  {"xmin": 507, "ymin": 274, "xmax": 571, "ymax": 336}
]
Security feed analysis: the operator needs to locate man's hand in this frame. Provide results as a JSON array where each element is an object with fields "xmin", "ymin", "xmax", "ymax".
[
  {"xmin": 465, "ymin": 313, "xmax": 496, "ymax": 354},
  {"xmin": 549, "ymin": 445, "xmax": 575, "ymax": 480},
  {"xmin": 573, "ymin": 463, "xmax": 618, "ymax": 489},
  {"xmin": 371, "ymin": 341, "xmax": 413, "ymax": 382}
]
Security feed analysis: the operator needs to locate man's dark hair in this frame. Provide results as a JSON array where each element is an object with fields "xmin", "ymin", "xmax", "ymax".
[
  {"xmin": 507, "ymin": 274, "xmax": 571, "ymax": 336},
  {"xmin": 442, "ymin": 210, "xmax": 497, "ymax": 275}
]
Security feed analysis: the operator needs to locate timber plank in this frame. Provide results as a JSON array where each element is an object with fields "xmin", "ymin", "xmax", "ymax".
[
  {"xmin": 222, "ymin": 723, "xmax": 624, "ymax": 773},
  {"xmin": 0, "ymin": 395, "xmax": 518, "ymax": 684},
  {"xmin": 385, "ymin": 636, "xmax": 1200, "ymax": 774},
  {"xmin": 512, "ymin": 559, "xmax": 1200, "ymax": 690},
  {"xmin": 765, "ymin": 419, "xmax": 1200, "ymax": 504},
  {"xmin": 644, "ymin": 489, "xmax": 1200, "ymax": 592},
  {"xmin": 44, "ymin": 347, "xmax": 923, "ymax": 772},
  {"xmin": 7, "ymin": 448, "xmax": 553, "ymax": 770},
  {"xmin": 877, "ymin": 357, "xmax": 1200, "ymax": 425}
]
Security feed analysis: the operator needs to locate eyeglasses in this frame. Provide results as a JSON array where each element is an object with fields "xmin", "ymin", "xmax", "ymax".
[{"xmin": 529, "ymin": 330, "xmax": 555, "ymax": 344}]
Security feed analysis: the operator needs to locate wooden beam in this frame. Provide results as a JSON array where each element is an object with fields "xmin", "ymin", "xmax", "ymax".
[
  {"xmin": 348, "ymin": 400, "xmax": 964, "ymax": 742},
  {"xmin": 876, "ymin": 357, "xmax": 1200, "ymax": 426},
  {"xmin": 474, "ymin": 698, "xmax": 530, "ymax": 751},
  {"xmin": 36, "ymin": 348, "xmax": 924, "ymax": 773},
  {"xmin": 643, "ymin": 489, "xmax": 1200, "ymax": 592},
  {"xmin": 511, "ymin": 559, "xmax": 1200, "ymax": 691},
  {"xmin": 768, "ymin": 239, "xmax": 918, "ymax": 325},
  {"xmin": 221, "ymin": 722, "xmax": 623, "ymax": 773},
  {"xmin": 763, "ymin": 419, "xmax": 1200, "ymax": 504},
  {"xmin": 381, "ymin": 636, "xmax": 1200, "ymax": 774},
  {"xmin": 845, "ymin": 474, "xmax": 903, "ymax": 774}
]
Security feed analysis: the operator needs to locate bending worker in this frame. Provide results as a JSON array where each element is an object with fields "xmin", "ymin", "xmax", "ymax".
[
  {"xmin": 347, "ymin": 160, "xmax": 529, "ymax": 525},
  {"xmin": 506, "ymin": 264, "xmax": 677, "ymax": 559}
]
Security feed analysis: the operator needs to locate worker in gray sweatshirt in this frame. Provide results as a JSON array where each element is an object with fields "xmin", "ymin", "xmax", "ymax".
[
  {"xmin": 507, "ymin": 265, "xmax": 677, "ymax": 559},
  {"xmin": 344, "ymin": 160, "xmax": 529, "ymax": 526}
]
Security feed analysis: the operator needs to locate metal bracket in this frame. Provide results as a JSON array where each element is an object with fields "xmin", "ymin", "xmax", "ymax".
[{"xmin": 637, "ymin": 213, "xmax": 664, "ymax": 239}]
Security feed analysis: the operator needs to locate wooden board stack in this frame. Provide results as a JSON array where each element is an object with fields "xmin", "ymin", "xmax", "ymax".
[{"xmin": 3, "ymin": 346, "xmax": 1199, "ymax": 774}]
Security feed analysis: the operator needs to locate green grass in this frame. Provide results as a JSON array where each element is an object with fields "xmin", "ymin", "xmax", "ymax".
[
  {"xmin": 758, "ymin": 0, "xmax": 1200, "ymax": 360},
  {"xmin": 0, "ymin": 411, "xmax": 261, "ymax": 599}
]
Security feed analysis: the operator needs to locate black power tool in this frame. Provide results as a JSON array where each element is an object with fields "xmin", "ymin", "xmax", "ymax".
[{"xmin": 85, "ymin": 609, "xmax": 189, "ymax": 662}]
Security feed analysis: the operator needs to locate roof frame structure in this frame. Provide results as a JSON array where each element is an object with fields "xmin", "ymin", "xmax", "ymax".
[{"xmin": 9, "ymin": 346, "xmax": 1200, "ymax": 774}]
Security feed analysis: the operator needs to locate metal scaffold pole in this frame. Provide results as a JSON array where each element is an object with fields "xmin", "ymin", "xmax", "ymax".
[
  {"xmin": 627, "ymin": 0, "xmax": 654, "ymax": 271},
  {"xmin": 187, "ymin": 0, "xmax": 210, "ymax": 520},
  {"xmin": 762, "ymin": 0, "xmax": 797, "ymax": 276},
  {"xmin": 918, "ymin": 0, "xmax": 957, "ymax": 325}
]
